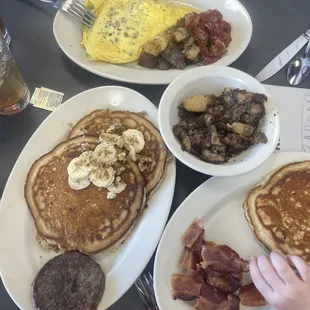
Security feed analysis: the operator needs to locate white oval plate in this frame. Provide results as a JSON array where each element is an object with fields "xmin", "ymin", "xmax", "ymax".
[
  {"xmin": 0, "ymin": 86, "xmax": 176, "ymax": 310},
  {"xmin": 53, "ymin": 0, "xmax": 252, "ymax": 85},
  {"xmin": 154, "ymin": 152, "xmax": 310, "ymax": 310},
  {"xmin": 158, "ymin": 66, "xmax": 280, "ymax": 177}
]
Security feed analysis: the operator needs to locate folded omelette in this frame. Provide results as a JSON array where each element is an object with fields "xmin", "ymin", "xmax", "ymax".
[{"xmin": 82, "ymin": 0, "xmax": 195, "ymax": 64}]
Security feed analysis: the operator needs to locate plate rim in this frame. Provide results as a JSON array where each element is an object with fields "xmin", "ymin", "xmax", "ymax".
[
  {"xmin": 0, "ymin": 86, "xmax": 176, "ymax": 310},
  {"xmin": 153, "ymin": 151, "xmax": 310, "ymax": 310},
  {"xmin": 52, "ymin": 0, "xmax": 253, "ymax": 85}
]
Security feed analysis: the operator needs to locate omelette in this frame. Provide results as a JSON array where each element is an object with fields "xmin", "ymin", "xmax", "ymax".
[{"xmin": 82, "ymin": 0, "xmax": 195, "ymax": 64}]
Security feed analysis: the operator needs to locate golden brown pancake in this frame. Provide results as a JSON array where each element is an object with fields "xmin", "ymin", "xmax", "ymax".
[
  {"xmin": 68, "ymin": 110, "xmax": 168, "ymax": 196},
  {"xmin": 244, "ymin": 161, "xmax": 310, "ymax": 263},
  {"xmin": 25, "ymin": 136, "xmax": 146, "ymax": 254}
]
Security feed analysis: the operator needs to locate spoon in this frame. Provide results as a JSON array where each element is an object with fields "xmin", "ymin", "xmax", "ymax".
[{"xmin": 287, "ymin": 39, "xmax": 310, "ymax": 85}]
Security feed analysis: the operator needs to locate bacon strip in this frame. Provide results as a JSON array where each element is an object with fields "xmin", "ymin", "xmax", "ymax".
[
  {"xmin": 228, "ymin": 294, "xmax": 240, "ymax": 310},
  {"xmin": 239, "ymin": 283, "xmax": 266, "ymax": 306},
  {"xmin": 171, "ymin": 274, "xmax": 202, "ymax": 301},
  {"xmin": 201, "ymin": 245, "xmax": 249, "ymax": 274},
  {"xmin": 204, "ymin": 269, "xmax": 241, "ymax": 294},
  {"xmin": 179, "ymin": 248, "xmax": 199, "ymax": 274},
  {"xmin": 182, "ymin": 220, "xmax": 205, "ymax": 249},
  {"xmin": 194, "ymin": 286, "xmax": 239, "ymax": 310}
]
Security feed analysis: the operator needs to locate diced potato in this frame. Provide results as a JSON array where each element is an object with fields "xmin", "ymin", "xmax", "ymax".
[
  {"xmin": 183, "ymin": 95, "xmax": 207, "ymax": 112},
  {"xmin": 181, "ymin": 135, "xmax": 191, "ymax": 152},
  {"xmin": 183, "ymin": 44, "xmax": 200, "ymax": 61},
  {"xmin": 173, "ymin": 27, "xmax": 190, "ymax": 42},
  {"xmin": 232, "ymin": 122, "xmax": 254, "ymax": 137},
  {"xmin": 143, "ymin": 35, "xmax": 169, "ymax": 57}
]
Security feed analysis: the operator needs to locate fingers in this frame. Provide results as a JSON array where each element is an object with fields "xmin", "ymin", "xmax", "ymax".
[
  {"xmin": 256, "ymin": 255, "xmax": 286, "ymax": 291},
  {"xmin": 250, "ymin": 256, "xmax": 274, "ymax": 300},
  {"xmin": 287, "ymin": 255, "xmax": 310, "ymax": 283},
  {"xmin": 270, "ymin": 252, "xmax": 301, "ymax": 286}
]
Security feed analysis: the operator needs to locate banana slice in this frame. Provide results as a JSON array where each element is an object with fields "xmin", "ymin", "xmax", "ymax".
[
  {"xmin": 128, "ymin": 145, "xmax": 137, "ymax": 161},
  {"xmin": 90, "ymin": 167, "xmax": 115, "ymax": 188},
  {"xmin": 123, "ymin": 129, "xmax": 145, "ymax": 153},
  {"xmin": 68, "ymin": 176, "xmax": 91, "ymax": 190},
  {"xmin": 67, "ymin": 157, "xmax": 90, "ymax": 180},
  {"xmin": 99, "ymin": 133, "xmax": 124, "ymax": 148},
  {"xmin": 93, "ymin": 144, "xmax": 117, "ymax": 165},
  {"xmin": 107, "ymin": 178, "xmax": 127, "ymax": 194},
  {"xmin": 79, "ymin": 151, "xmax": 99, "ymax": 172}
]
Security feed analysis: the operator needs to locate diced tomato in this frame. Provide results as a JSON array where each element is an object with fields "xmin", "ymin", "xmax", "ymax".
[
  {"xmin": 185, "ymin": 12, "xmax": 200, "ymax": 31},
  {"xmin": 192, "ymin": 27, "xmax": 208, "ymax": 42},
  {"xmin": 200, "ymin": 9, "xmax": 223, "ymax": 24}
]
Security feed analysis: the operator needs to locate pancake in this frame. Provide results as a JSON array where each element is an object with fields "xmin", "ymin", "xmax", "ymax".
[
  {"xmin": 32, "ymin": 252, "xmax": 105, "ymax": 310},
  {"xmin": 244, "ymin": 161, "xmax": 310, "ymax": 263},
  {"xmin": 25, "ymin": 136, "xmax": 146, "ymax": 254},
  {"xmin": 68, "ymin": 110, "xmax": 168, "ymax": 196}
]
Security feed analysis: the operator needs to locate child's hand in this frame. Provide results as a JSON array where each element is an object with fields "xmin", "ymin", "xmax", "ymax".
[{"xmin": 250, "ymin": 251, "xmax": 310, "ymax": 310}]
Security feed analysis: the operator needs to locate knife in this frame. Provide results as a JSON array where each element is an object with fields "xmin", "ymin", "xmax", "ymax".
[{"xmin": 255, "ymin": 29, "xmax": 310, "ymax": 82}]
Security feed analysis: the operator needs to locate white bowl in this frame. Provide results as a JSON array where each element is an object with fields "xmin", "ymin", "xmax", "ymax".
[{"xmin": 158, "ymin": 66, "xmax": 280, "ymax": 176}]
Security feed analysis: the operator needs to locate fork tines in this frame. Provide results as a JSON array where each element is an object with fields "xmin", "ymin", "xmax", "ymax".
[
  {"xmin": 135, "ymin": 272, "xmax": 159, "ymax": 310},
  {"xmin": 62, "ymin": 0, "xmax": 96, "ymax": 28}
]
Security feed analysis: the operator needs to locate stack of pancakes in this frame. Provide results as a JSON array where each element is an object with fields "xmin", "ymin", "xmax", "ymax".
[
  {"xmin": 244, "ymin": 161, "xmax": 310, "ymax": 263},
  {"xmin": 25, "ymin": 110, "xmax": 168, "ymax": 254}
]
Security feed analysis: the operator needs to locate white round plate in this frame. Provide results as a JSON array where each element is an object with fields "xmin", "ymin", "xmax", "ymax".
[
  {"xmin": 0, "ymin": 86, "xmax": 176, "ymax": 310},
  {"xmin": 158, "ymin": 66, "xmax": 280, "ymax": 177},
  {"xmin": 154, "ymin": 152, "xmax": 310, "ymax": 310},
  {"xmin": 53, "ymin": 0, "xmax": 252, "ymax": 84}
]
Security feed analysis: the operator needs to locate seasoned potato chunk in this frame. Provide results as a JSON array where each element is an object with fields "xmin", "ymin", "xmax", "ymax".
[
  {"xmin": 183, "ymin": 95, "xmax": 207, "ymax": 112},
  {"xmin": 232, "ymin": 122, "xmax": 254, "ymax": 137},
  {"xmin": 173, "ymin": 27, "xmax": 190, "ymax": 42},
  {"xmin": 181, "ymin": 134, "xmax": 191, "ymax": 152},
  {"xmin": 143, "ymin": 35, "xmax": 169, "ymax": 57},
  {"xmin": 183, "ymin": 44, "xmax": 200, "ymax": 61}
]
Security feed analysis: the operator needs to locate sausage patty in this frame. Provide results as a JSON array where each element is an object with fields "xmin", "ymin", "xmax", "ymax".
[{"xmin": 32, "ymin": 252, "xmax": 105, "ymax": 310}]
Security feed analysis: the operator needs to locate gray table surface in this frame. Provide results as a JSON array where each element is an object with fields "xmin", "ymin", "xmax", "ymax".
[{"xmin": 1, "ymin": 0, "xmax": 310, "ymax": 309}]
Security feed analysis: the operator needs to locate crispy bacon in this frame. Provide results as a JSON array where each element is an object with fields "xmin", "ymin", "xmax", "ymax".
[
  {"xmin": 179, "ymin": 248, "xmax": 199, "ymax": 274},
  {"xmin": 191, "ymin": 230, "xmax": 205, "ymax": 252},
  {"xmin": 201, "ymin": 286, "xmax": 227, "ymax": 302},
  {"xmin": 182, "ymin": 220, "xmax": 205, "ymax": 249},
  {"xmin": 217, "ymin": 245, "xmax": 240, "ymax": 259},
  {"xmin": 201, "ymin": 245, "xmax": 249, "ymax": 274},
  {"xmin": 171, "ymin": 274, "xmax": 202, "ymax": 301},
  {"xmin": 172, "ymin": 221, "xmax": 249, "ymax": 310},
  {"xmin": 239, "ymin": 283, "xmax": 266, "ymax": 307},
  {"xmin": 204, "ymin": 269, "xmax": 241, "ymax": 294},
  {"xmin": 194, "ymin": 286, "xmax": 238, "ymax": 310},
  {"xmin": 228, "ymin": 294, "xmax": 240, "ymax": 310}
]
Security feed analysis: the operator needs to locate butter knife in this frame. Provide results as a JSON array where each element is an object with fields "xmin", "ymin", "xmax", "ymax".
[{"xmin": 255, "ymin": 29, "xmax": 310, "ymax": 82}]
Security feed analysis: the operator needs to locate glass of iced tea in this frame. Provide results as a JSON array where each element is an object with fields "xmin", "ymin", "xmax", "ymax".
[
  {"xmin": 0, "ymin": 17, "xmax": 11, "ymax": 46},
  {"xmin": 0, "ymin": 31, "xmax": 30, "ymax": 115}
]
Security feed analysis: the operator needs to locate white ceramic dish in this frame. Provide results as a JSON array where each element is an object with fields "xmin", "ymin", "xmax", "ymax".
[
  {"xmin": 154, "ymin": 152, "xmax": 310, "ymax": 310},
  {"xmin": 53, "ymin": 0, "xmax": 252, "ymax": 84},
  {"xmin": 0, "ymin": 86, "xmax": 176, "ymax": 310},
  {"xmin": 158, "ymin": 66, "xmax": 280, "ymax": 177}
]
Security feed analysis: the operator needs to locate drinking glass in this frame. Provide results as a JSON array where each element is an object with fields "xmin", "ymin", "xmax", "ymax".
[
  {"xmin": 0, "ymin": 17, "xmax": 11, "ymax": 46},
  {"xmin": 0, "ymin": 31, "xmax": 30, "ymax": 115}
]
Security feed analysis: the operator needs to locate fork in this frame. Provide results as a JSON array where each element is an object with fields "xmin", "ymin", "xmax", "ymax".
[
  {"xmin": 135, "ymin": 272, "xmax": 159, "ymax": 310},
  {"xmin": 41, "ymin": 0, "xmax": 96, "ymax": 27}
]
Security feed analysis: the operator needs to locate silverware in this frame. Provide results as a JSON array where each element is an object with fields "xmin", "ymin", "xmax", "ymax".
[
  {"xmin": 135, "ymin": 272, "xmax": 159, "ymax": 310},
  {"xmin": 255, "ymin": 29, "xmax": 310, "ymax": 82},
  {"xmin": 42, "ymin": 0, "xmax": 95, "ymax": 27},
  {"xmin": 287, "ymin": 39, "xmax": 310, "ymax": 85}
]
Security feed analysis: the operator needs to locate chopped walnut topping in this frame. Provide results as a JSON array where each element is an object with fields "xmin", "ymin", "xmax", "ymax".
[{"xmin": 138, "ymin": 162, "xmax": 148, "ymax": 173}]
